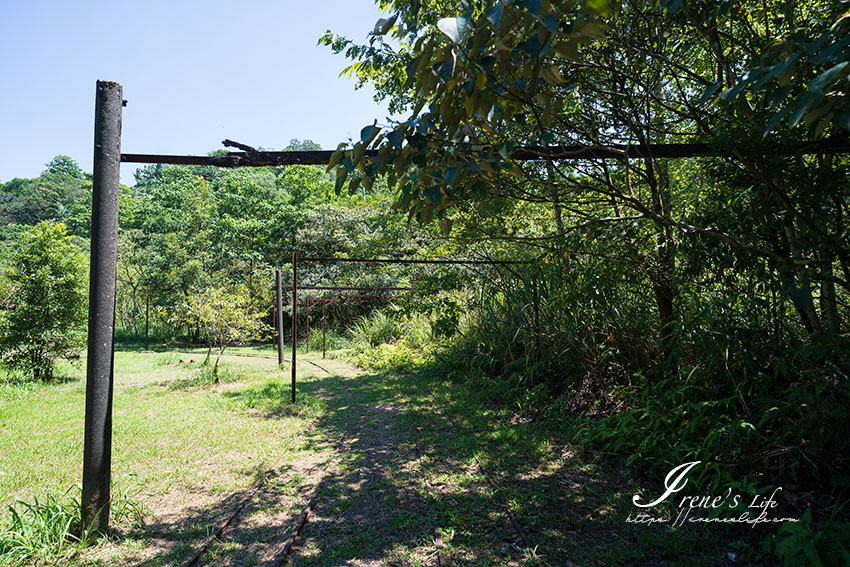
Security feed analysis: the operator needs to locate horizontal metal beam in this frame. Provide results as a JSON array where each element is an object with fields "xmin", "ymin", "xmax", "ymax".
[
  {"xmin": 298, "ymin": 256, "xmax": 526, "ymax": 265},
  {"xmin": 287, "ymin": 286, "xmax": 411, "ymax": 292},
  {"xmin": 306, "ymin": 294, "xmax": 399, "ymax": 304},
  {"xmin": 119, "ymin": 137, "xmax": 850, "ymax": 167}
]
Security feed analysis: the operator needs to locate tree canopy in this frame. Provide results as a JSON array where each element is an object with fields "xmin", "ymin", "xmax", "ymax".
[{"xmin": 0, "ymin": 221, "xmax": 88, "ymax": 380}]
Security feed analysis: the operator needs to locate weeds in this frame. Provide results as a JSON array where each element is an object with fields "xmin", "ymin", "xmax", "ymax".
[
  {"xmin": 0, "ymin": 477, "xmax": 145, "ymax": 566},
  {"xmin": 167, "ymin": 364, "xmax": 240, "ymax": 390}
]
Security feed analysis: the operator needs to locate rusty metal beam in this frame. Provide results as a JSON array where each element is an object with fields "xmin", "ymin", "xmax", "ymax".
[
  {"xmin": 299, "ymin": 256, "xmax": 526, "ymax": 265},
  {"xmin": 120, "ymin": 137, "xmax": 850, "ymax": 167}
]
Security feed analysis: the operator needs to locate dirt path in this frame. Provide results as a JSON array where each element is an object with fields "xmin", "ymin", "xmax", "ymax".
[
  {"xmin": 191, "ymin": 355, "xmax": 443, "ymax": 567},
  {"xmin": 107, "ymin": 352, "xmax": 746, "ymax": 567},
  {"xmin": 285, "ymin": 358, "xmax": 440, "ymax": 567}
]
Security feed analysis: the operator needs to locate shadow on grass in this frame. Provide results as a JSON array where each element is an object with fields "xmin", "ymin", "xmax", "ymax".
[
  {"xmin": 109, "ymin": 358, "xmax": 763, "ymax": 567},
  {"xmin": 0, "ymin": 371, "xmax": 80, "ymax": 388},
  {"xmin": 223, "ymin": 381, "xmax": 319, "ymax": 418}
]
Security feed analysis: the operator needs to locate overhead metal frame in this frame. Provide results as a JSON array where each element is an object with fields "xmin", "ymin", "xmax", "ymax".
[{"xmin": 83, "ymin": 79, "xmax": 850, "ymax": 531}]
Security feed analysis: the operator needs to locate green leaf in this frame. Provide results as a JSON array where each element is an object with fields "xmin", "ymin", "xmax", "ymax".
[
  {"xmin": 809, "ymin": 62, "xmax": 849, "ymax": 94},
  {"xmin": 697, "ymin": 82, "xmax": 722, "ymax": 107},
  {"xmin": 486, "ymin": 3, "xmax": 503, "ymax": 27},
  {"xmin": 554, "ymin": 40, "xmax": 579, "ymax": 60},
  {"xmin": 437, "ymin": 16, "xmax": 470, "ymax": 44},
  {"xmin": 361, "ymin": 122, "xmax": 378, "ymax": 144},
  {"xmin": 444, "ymin": 165, "xmax": 461, "ymax": 186},
  {"xmin": 433, "ymin": 59, "xmax": 455, "ymax": 82},
  {"xmin": 577, "ymin": 20, "xmax": 607, "ymax": 39},
  {"xmin": 524, "ymin": 0, "xmax": 541, "ymax": 15},
  {"xmin": 372, "ymin": 14, "xmax": 397, "ymax": 35},
  {"xmin": 334, "ymin": 168, "xmax": 348, "ymax": 195},
  {"xmin": 584, "ymin": 0, "xmax": 610, "ymax": 16},
  {"xmin": 719, "ymin": 82, "xmax": 747, "ymax": 103},
  {"xmin": 348, "ymin": 176, "xmax": 362, "ymax": 194},
  {"xmin": 425, "ymin": 185, "xmax": 442, "ymax": 205},
  {"xmin": 386, "ymin": 129, "xmax": 402, "ymax": 149},
  {"xmin": 439, "ymin": 217, "xmax": 453, "ymax": 235},
  {"xmin": 542, "ymin": 65, "xmax": 566, "ymax": 84},
  {"xmin": 497, "ymin": 141, "xmax": 514, "ymax": 161},
  {"xmin": 539, "ymin": 14, "xmax": 558, "ymax": 33},
  {"xmin": 325, "ymin": 148, "xmax": 344, "ymax": 173},
  {"xmin": 788, "ymin": 100, "xmax": 813, "ymax": 128}
]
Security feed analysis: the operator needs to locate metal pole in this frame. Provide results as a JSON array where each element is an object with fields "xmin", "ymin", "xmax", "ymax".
[
  {"xmin": 322, "ymin": 294, "xmax": 327, "ymax": 360},
  {"xmin": 305, "ymin": 300, "xmax": 311, "ymax": 353},
  {"xmin": 290, "ymin": 251, "xmax": 297, "ymax": 403},
  {"xmin": 82, "ymin": 80, "xmax": 122, "ymax": 534},
  {"xmin": 144, "ymin": 295, "xmax": 149, "ymax": 351},
  {"xmin": 275, "ymin": 269, "xmax": 284, "ymax": 366}
]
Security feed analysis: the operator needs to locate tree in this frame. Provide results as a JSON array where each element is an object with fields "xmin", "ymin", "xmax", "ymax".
[
  {"xmin": 325, "ymin": 0, "xmax": 849, "ymax": 361},
  {"xmin": 0, "ymin": 222, "xmax": 88, "ymax": 380},
  {"xmin": 44, "ymin": 155, "xmax": 86, "ymax": 180},
  {"xmin": 172, "ymin": 288, "xmax": 263, "ymax": 381},
  {"xmin": 0, "ymin": 156, "xmax": 90, "ymax": 227}
]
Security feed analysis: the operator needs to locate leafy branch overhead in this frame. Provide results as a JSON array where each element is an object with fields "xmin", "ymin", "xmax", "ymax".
[
  {"xmin": 325, "ymin": 0, "xmax": 850, "ymax": 238},
  {"xmin": 327, "ymin": 0, "xmax": 617, "ymax": 230}
]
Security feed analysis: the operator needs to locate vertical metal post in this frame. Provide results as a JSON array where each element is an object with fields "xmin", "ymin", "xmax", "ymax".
[
  {"xmin": 144, "ymin": 295, "xmax": 149, "ymax": 351},
  {"xmin": 82, "ymin": 80, "xmax": 122, "ymax": 534},
  {"xmin": 305, "ymin": 300, "xmax": 311, "ymax": 353},
  {"xmin": 322, "ymin": 294, "xmax": 327, "ymax": 359},
  {"xmin": 290, "ymin": 251, "xmax": 297, "ymax": 403},
  {"xmin": 275, "ymin": 269, "xmax": 284, "ymax": 366}
]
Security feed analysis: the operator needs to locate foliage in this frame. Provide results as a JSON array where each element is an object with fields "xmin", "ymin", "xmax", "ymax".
[
  {"xmin": 172, "ymin": 287, "xmax": 264, "ymax": 380},
  {"xmin": 0, "ymin": 222, "xmax": 87, "ymax": 380},
  {"xmin": 0, "ymin": 157, "xmax": 90, "ymax": 228},
  {"xmin": 0, "ymin": 491, "xmax": 87, "ymax": 566},
  {"xmin": 344, "ymin": 308, "xmax": 436, "ymax": 370},
  {"xmin": 0, "ymin": 479, "xmax": 144, "ymax": 567},
  {"xmin": 773, "ymin": 507, "xmax": 850, "ymax": 567}
]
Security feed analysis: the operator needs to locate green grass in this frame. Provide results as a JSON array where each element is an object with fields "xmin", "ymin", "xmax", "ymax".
[
  {"xmin": 0, "ymin": 344, "xmax": 324, "ymax": 566},
  {"xmin": 0, "ymin": 342, "xmax": 779, "ymax": 566}
]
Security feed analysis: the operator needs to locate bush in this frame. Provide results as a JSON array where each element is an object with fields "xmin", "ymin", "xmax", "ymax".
[
  {"xmin": 0, "ymin": 479, "xmax": 144, "ymax": 566},
  {"xmin": 0, "ymin": 222, "xmax": 87, "ymax": 381}
]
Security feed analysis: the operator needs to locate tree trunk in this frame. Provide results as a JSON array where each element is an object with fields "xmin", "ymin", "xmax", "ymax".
[
  {"xmin": 821, "ymin": 261, "xmax": 840, "ymax": 335},
  {"xmin": 783, "ymin": 224, "xmax": 824, "ymax": 334},
  {"xmin": 213, "ymin": 346, "xmax": 225, "ymax": 384},
  {"xmin": 645, "ymin": 157, "xmax": 678, "ymax": 369}
]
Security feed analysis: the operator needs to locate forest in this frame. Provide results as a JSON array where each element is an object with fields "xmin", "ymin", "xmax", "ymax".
[{"xmin": 1, "ymin": 0, "xmax": 849, "ymax": 565}]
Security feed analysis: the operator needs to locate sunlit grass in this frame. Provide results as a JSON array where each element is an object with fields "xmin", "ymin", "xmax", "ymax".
[{"xmin": 0, "ymin": 344, "xmax": 324, "ymax": 565}]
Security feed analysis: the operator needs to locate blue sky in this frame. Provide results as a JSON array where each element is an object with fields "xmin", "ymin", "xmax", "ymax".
[{"xmin": 0, "ymin": 0, "xmax": 395, "ymax": 184}]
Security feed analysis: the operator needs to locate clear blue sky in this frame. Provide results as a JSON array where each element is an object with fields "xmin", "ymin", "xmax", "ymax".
[{"xmin": 0, "ymin": 0, "xmax": 394, "ymax": 184}]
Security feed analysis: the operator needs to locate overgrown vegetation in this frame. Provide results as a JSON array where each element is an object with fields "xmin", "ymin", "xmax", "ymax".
[
  {"xmin": 1, "ymin": 0, "xmax": 848, "ymax": 563},
  {"xmin": 0, "ymin": 479, "xmax": 144, "ymax": 567},
  {"xmin": 320, "ymin": 0, "xmax": 850, "ymax": 563},
  {"xmin": 0, "ymin": 221, "xmax": 87, "ymax": 381}
]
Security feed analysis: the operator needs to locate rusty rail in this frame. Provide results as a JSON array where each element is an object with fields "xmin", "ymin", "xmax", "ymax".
[{"xmin": 121, "ymin": 137, "xmax": 850, "ymax": 167}]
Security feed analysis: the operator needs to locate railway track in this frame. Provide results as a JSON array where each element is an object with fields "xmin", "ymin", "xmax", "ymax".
[
  {"xmin": 147, "ymin": 357, "xmax": 541, "ymax": 567},
  {"xmin": 172, "ymin": 420, "xmax": 348, "ymax": 567},
  {"xmin": 178, "ymin": 418, "xmax": 320, "ymax": 567}
]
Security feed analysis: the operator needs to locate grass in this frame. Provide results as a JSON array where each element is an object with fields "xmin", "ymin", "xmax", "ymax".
[
  {"xmin": 302, "ymin": 357, "xmax": 775, "ymax": 566},
  {"xmin": 1, "ymin": 342, "xmax": 777, "ymax": 566},
  {"xmin": 0, "ymin": 344, "xmax": 324, "ymax": 566}
]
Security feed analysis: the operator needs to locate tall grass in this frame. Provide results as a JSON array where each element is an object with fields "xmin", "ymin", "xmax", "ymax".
[
  {"xmin": 0, "ymin": 478, "xmax": 144, "ymax": 566},
  {"xmin": 344, "ymin": 308, "xmax": 435, "ymax": 370}
]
